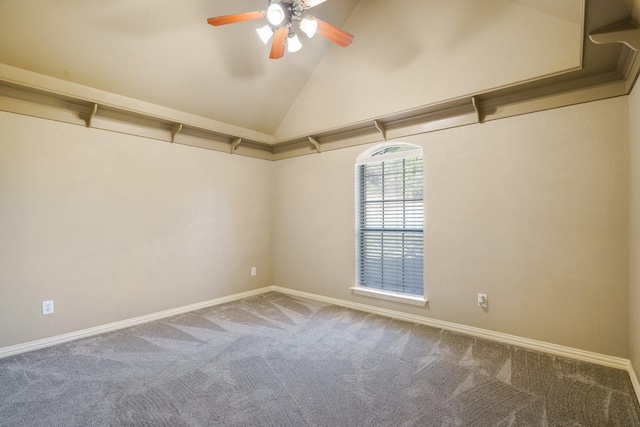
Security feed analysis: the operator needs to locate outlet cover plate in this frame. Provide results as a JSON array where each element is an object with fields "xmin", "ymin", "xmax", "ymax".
[
  {"xmin": 42, "ymin": 300, "xmax": 54, "ymax": 315},
  {"xmin": 477, "ymin": 294, "xmax": 488, "ymax": 308}
]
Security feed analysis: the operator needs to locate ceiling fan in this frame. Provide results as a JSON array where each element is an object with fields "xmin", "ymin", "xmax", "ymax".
[{"xmin": 207, "ymin": 0, "xmax": 354, "ymax": 59}]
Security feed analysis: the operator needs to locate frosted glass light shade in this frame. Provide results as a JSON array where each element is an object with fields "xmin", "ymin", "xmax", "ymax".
[
  {"xmin": 267, "ymin": 3, "xmax": 285, "ymax": 26},
  {"xmin": 256, "ymin": 25, "xmax": 274, "ymax": 44},
  {"xmin": 300, "ymin": 17, "xmax": 317, "ymax": 38},
  {"xmin": 287, "ymin": 33, "xmax": 302, "ymax": 52}
]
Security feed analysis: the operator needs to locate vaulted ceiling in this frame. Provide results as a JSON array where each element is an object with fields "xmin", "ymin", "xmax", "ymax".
[{"xmin": 0, "ymin": 0, "xmax": 638, "ymax": 159}]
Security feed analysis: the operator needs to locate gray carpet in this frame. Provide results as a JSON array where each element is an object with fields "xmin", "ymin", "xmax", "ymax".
[{"xmin": 1, "ymin": 292, "xmax": 639, "ymax": 426}]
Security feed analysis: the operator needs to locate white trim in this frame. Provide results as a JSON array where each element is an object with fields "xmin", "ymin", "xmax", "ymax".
[
  {"xmin": 0, "ymin": 287, "xmax": 274, "ymax": 360},
  {"xmin": 356, "ymin": 143, "xmax": 423, "ymax": 165},
  {"xmin": 350, "ymin": 286, "xmax": 428, "ymax": 306},
  {"xmin": 272, "ymin": 286, "xmax": 631, "ymax": 371},
  {"xmin": 630, "ymin": 363, "xmax": 640, "ymax": 407},
  {"xmin": 1, "ymin": 284, "xmax": 638, "ymax": 406}
]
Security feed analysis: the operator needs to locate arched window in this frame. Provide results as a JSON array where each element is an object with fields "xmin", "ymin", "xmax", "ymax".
[{"xmin": 354, "ymin": 143, "xmax": 425, "ymax": 302}]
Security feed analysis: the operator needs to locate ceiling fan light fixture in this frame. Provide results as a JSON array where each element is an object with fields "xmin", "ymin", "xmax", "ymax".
[
  {"xmin": 206, "ymin": 0, "xmax": 354, "ymax": 59},
  {"xmin": 267, "ymin": 3, "xmax": 286, "ymax": 26},
  {"xmin": 299, "ymin": 17, "xmax": 317, "ymax": 38},
  {"xmin": 256, "ymin": 25, "xmax": 274, "ymax": 44},
  {"xmin": 287, "ymin": 32, "xmax": 302, "ymax": 53}
]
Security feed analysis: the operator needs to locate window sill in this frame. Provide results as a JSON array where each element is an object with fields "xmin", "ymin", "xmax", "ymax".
[{"xmin": 350, "ymin": 287, "xmax": 428, "ymax": 306}]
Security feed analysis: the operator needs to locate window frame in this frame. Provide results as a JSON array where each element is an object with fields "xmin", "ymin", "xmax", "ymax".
[{"xmin": 352, "ymin": 143, "xmax": 427, "ymax": 306}]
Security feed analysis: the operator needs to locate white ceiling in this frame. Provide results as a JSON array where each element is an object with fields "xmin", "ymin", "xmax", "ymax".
[{"xmin": 0, "ymin": 0, "xmax": 633, "ymax": 140}]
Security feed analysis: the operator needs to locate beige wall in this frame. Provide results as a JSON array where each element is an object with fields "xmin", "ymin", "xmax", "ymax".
[
  {"xmin": 630, "ymin": 82, "xmax": 640, "ymax": 382},
  {"xmin": 0, "ymin": 111, "xmax": 273, "ymax": 348},
  {"xmin": 274, "ymin": 97, "xmax": 629, "ymax": 357},
  {"xmin": 0, "ymin": 95, "xmax": 633, "ymax": 361}
]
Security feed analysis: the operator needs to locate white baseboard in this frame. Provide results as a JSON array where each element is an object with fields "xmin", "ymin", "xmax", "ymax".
[
  {"xmin": 271, "ymin": 286, "xmax": 630, "ymax": 370},
  {"xmin": 272, "ymin": 286, "xmax": 640, "ymax": 405},
  {"xmin": 630, "ymin": 363, "xmax": 640, "ymax": 407},
  {"xmin": 2, "ymin": 284, "xmax": 638, "ymax": 406},
  {"xmin": 0, "ymin": 286, "xmax": 274, "ymax": 359}
]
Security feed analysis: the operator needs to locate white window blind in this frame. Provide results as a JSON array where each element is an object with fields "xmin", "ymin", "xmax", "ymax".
[{"xmin": 356, "ymin": 145, "xmax": 424, "ymax": 296}]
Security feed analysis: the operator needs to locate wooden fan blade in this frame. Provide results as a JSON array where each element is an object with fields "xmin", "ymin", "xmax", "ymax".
[
  {"xmin": 315, "ymin": 18, "xmax": 354, "ymax": 47},
  {"xmin": 300, "ymin": 0, "xmax": 329, "ymax": 8},
  {"xmin": 207, "ymin": 11, "xmax": 264, "ymax": 26},
  {"xmin": 269, "ymin": 27, "xmax": 288, "ymax": 59}
]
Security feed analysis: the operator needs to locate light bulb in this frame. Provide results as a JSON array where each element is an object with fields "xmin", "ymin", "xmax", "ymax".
[
  {"xmin": 256, "ymin": 25, "xmax": 273, "ymax": 44},
  {"xmin": 300, "ymin": 17, "xmax": 317, "ymax": 38},
  {"xmin": 287, "ymin": 33, "xmax": 302, "ymax": 53},
  {"xmin": 267, "ymin": 3, "xmax": 285, "ymax": 26}
]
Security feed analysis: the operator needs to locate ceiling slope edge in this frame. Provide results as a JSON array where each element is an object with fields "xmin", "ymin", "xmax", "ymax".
[{"xmin": 0, "ymin": 19, "xmax": 638, "ymax": 161}]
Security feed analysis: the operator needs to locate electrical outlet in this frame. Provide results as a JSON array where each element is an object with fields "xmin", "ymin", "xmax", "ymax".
[
  {"xmin": 42, "ymin": 300, "xmax": 54, "ymax": 315},
  {"xmin": 251, "ymin": 267, "xmax": 257, "ymax": 276},
  {"xmin": 477, "ymin": 294, "xmax": 488, "ymax": 308}
]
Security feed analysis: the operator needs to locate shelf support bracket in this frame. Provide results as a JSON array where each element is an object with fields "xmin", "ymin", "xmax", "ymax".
[
  {"xmin": 374, "ymin": 119, "xmax": 387, "ymax": 141},
  {"xmin": 230, "ymin": 137, "xmax": 242, "ymax": 153},
  {"xmin": 308, "ymin": 136, "xmax": 321, "ymax": 153},
  {"xmin": 171, "ymin": 123, "xmax": 183, "ymax": 143},
  {"xmin": 80, "ymin": 103, "xmax": 98, "ymax": 128},
  {"xmin": 589, "ymin": 20, "xmax": 640, "ymax": 52},
  {"xmin": 472, "ymin": 96, "xmax": 482, "ymax": 123}
]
